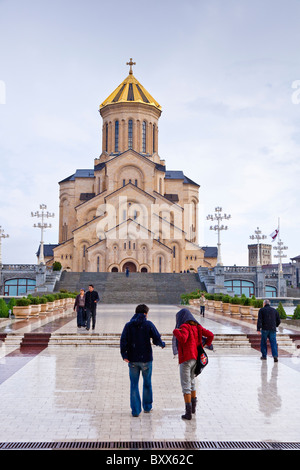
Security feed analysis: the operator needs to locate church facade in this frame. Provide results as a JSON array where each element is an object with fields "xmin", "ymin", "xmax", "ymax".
[{"xmin": 53, "ymin": 60, "xmax": 217, "ymax": 273}]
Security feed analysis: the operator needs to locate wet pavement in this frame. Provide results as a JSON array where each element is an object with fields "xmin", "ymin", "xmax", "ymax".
[{"xmin": 0, "ymin": 304, "xmax": 299, "ymax": 445}]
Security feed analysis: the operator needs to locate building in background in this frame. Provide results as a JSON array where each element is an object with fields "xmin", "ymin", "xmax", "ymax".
[{"xmin": 52, "ymin": 61, "xmax": 217, "ymax": 273}]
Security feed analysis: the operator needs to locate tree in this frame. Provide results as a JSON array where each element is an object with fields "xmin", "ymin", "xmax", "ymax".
[{"xmin": 277, "ymin": 302, "xmax": 287, "ymax": 319}]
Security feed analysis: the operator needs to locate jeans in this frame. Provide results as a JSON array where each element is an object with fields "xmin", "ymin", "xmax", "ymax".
[
  {"xmin": 86, "ymin": 307, "xmax": 96, "ymax": 330},
  {"xmin": 180, "ymin": 359, "xmax": 197, "ymax": 395},
  {"xmin": 200, "ymin": 306, "xmax": 205, "ymax": 316},
  {"xmin": 77, "ymin": 306, "xmax": 86, "ymax": 327},
  {"xmin": 260, "ymin": 330, "xmax": 278, "ymax": 358},
  {"xmin": 128, "ymin": 362, "xmax": 153, "ymax": 416}
]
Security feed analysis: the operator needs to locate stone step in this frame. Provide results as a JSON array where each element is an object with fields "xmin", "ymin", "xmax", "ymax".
[
  {"xmin": 247, "ymin": 334, "xmax": 297, "ymax": 353},
  {"xmin": 47, "ymin": 333, "xmax": 252, "ymax": 349}
]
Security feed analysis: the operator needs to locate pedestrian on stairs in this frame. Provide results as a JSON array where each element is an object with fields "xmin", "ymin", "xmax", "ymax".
[
  {"xmin": 172, "ymin": 308, "xmax": 214, "ymax": 421},
  {"xmin": 85, "ymin": 284, "xmax": 100, "ymax": 331}
]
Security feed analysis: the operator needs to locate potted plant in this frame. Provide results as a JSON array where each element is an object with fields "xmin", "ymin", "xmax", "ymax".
[
  {"xmin": 28, "ymin": 296, "xmax": 41, "ymax": 316},
  {"xmin": 239, "ymin": 296, "xmax": 252, "ymax": 316},
  {"xmin": 230, "ymin": 295, "xmax": 241, "ymax": 315},
  {"xmin": 45, "ymin": 294, "xmax": 55, "ymax": 312},
  {"xmin": 13, "ymin": 297, "xmax": 32, "ymax": 318},
  {"xmin": 205, "ymin": 293, "xmax": 214, "ymax": 311},
  {"xmin": 213, "ymin": 293, "xmax": 223, "ymax": 313},
  {"xmin": 221, "ymin": 294, "xmax": 231, "ymax": 314},
  {"xmin": 251, "ymin": 299, "xmax": 263, "ymax": 318},
  {"xmin": 39, "ymin": 296, "xmax": 48, "ymax": 314}
]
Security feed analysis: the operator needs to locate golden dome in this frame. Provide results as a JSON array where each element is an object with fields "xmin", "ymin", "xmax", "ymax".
[{"xmin": 99, "ymin": 59, "xmax": 161, "ymax": 111}]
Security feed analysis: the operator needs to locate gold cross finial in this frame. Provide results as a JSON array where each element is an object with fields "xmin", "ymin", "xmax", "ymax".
[{"xmin": 126, "ymin": 58, "xmax": 136, "ymax": 75}]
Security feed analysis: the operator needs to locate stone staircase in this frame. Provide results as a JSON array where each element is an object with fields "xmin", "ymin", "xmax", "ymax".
[
  {"xmin": 47, "ymin": 333, "xmax": 253, "ymax": 349},
  {"xmin": 54, "ymin": 272, "xmax": 203, "ymax": 304}
]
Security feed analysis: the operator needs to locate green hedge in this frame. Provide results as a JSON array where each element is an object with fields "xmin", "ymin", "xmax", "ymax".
[{"xmin": 180, "ymin": 291, "xmax": 264, "ymax": 307}]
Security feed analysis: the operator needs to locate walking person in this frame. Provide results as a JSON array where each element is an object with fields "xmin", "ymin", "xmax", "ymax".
[
  {"xmin": 85, "ymin": 284, "xmax": 100, "ymax": 331},
  {"xmin": 173, "ymin": 308, "xmax": 214, "ymax": 420},
  {"xmin": 73, "ymin": 288, "xmax": 86, "ymax": 327},
  {"xmin": 120, "ymin": 304, "xmax": 165, "ymax": 417},
  {"xmin": 199, "ymin": 293, "xmax": 206, "ymax": 316},
  {"xmin": 257, "ymin": 299, "xmax": 281, "ymax": 362}
]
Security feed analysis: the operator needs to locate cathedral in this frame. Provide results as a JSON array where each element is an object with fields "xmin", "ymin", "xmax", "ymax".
[{"xmin": 52, "ymin": 60, "xmax": 217, "ymax": 273}]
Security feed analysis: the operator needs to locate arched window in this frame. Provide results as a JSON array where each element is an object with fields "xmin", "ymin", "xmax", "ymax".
[
  {"xmin": 4, "ymin": 278, "xmax": 36, "ymax": 296},
  {"xmin": 142, "ymin": 121, "xmax": 147, "ymax": 153},
  {"xmin": 128, "ymin": 119, "xmax": 133, "ymax": 149},
  {"xmin": 224, "ymin": 280, "xmax": 255, "ymax": 297},
  {"xmin": 115, "ymin": 120, "xmax": 119, "ymax": 152},
  {"xmin": 153, "ymin": 124, "xmax": 155, "ymax": 153},
  {"xmin": 266, "ymin": 285, "xmax": 277, "ymax": 297},
  {"xmin": 158, "ymin": 256, "xmax": 162, "ymax": 273}
]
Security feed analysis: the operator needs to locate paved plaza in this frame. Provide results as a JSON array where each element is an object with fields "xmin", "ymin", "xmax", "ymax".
[{"xmin": 0, "ymin": 303, "xmax": 299, "ymax": 447}]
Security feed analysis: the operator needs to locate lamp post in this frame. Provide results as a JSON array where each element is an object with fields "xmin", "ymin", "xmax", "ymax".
[
  {"xmin": 31, "ymin": 204, "xmax": 54, "ymax": 265},
  {"xmin": 206, "ymin": 207, "xmax": 231, "ymax": 266},
  {"xmin": 0, "ymin": 226, "xmax": 9, "ymax": 266},
  {"xmin": 249, "ymin": 227, "xmax": 266, "ymax": 266},
  {"xmin": 273, "ymin": 238, "xmax": 288, "ymax": 295}
]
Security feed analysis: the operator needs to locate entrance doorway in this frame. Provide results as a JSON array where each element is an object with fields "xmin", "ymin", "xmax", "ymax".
[{"xmin": 122, "ymin": 262, "xmax": 137, "ymax": 273}]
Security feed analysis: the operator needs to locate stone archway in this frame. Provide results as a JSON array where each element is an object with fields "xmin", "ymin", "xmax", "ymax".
[{"xmin": 122, "ymin": 261, "xmax": 137, "ymax": 273}]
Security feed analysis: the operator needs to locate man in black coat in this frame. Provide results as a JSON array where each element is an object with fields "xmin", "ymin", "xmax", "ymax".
[
  {"xmin": 257, "ymin": 299, "xmax": 281, "ymax": 362},
  {"xmin": 84, "ymin": 284, "xmax": 100, "ymax": 330},
  {"xmin": 120, "ymin": 304, "xmax": 165, "ymax": 417}
]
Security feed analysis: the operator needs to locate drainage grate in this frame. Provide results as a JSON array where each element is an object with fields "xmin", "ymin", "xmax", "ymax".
[{"xmin": 0, "ymin": 441, "xmax": 299, "ymax": 450}]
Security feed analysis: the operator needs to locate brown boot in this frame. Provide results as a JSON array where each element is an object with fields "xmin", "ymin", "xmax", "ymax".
[{"xmin": 181, "ymin": 394, "xmax": 192, "ymax": 420}]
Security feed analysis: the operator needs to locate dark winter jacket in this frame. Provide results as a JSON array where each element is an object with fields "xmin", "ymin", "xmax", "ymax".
[
  {"xmin": 84, "ymin": 290, "xmax": 99, "ymax": 311},
  {"xmin": 257, "ymin": 304, "xmax": 281, "ymax": 331},
  {"xmin": 172, "ymin": 308, "xmax": 214, "ymax": 364},
  {"xmin": 120, "ymin": 312, "xmax": 165, "ymax": 362}
]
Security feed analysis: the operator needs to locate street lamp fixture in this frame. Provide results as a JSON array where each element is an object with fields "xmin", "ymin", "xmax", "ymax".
[
  {"xmin": 206, "ymin": 206, "xmax": 231, "ymax": 266},
  {"xmin": 249, "ymin": 227, "xmax": 266, "ymax": 266},
  {"xmin": 0, "ymin": 226, "xmax": 9, "ymax": 266},
  {"xmin": 31, "ymin": 204, "xmax": 54, "ymax": 265}
]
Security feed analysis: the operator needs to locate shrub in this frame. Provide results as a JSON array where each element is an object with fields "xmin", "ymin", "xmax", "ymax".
[
  {"xmin": 292, "ymin": 304, "xmax": 300, "ymax": 320},
  {"xmin": 16, "ymin": 297, "xmax": 31, "ymax": 306},
  {"xmin": 52, "ymin": 261, "xmax": 62, "ymax": 271},
  {"xmin": 45, "ymin": 294, "xmax": 55, "ymax": 302},
  {"xmin": 254, "ymin": 299, "xmax": 263, "ymax": 308},
  {"xmin": 0, "ymin": 298, "xmax": 9, "ymax": 318},
  {"xmin": 231, "ymin": 295, "xmax": 241, "ymax": 305},
  {"xmin": 213, "ymin": 294, "xmax": 223, "ymax": 301},
  {"xmin": 222, "ymin": 294, "xmax": 231, "ymax": 303},
  {"xmin": 277, "ymin": 302, "xmax": 287, "ymax": 319}
]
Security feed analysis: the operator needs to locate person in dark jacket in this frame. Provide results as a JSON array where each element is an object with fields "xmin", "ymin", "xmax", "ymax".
[
  {"xmin": 173, "ymin": 308, "xmax": 214, "ymax": 420},
  {"xmin": 84, "ymin": 284, "xmax": 100, "ymax": 331},
  {"xmin": 257, "ymin": 299, "xmax": 281, "ymax": 362},
  {"xmin": 120, "ymin": 304, "xmax": 165, "ymax": 417}
]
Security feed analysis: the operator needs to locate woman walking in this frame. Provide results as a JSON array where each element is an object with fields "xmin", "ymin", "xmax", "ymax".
[
  {"xmin": 172, "ymin": 308, "xmax": 214, "ymax": 420},
  {"xmin": 74, "ymin": 288, "xmax": 86, "ymax": 328}
]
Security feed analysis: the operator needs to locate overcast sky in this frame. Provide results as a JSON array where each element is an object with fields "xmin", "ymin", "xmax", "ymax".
[{"xmin": 0, "ymin": 0, "xmax": 299, "ymax": 266}]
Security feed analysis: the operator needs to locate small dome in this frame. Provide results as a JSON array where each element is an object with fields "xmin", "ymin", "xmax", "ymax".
[{"xmin": 100, "ymin": 59, "xmax": 161, "ymax": 111}]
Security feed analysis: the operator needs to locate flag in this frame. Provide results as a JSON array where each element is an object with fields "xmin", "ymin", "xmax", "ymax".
[{"xmin": 270, "ymin": 228, "xmax": 279, "ymax": 242}]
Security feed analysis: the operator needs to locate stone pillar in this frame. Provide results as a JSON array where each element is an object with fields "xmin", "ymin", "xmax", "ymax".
[
  {"xmin": 256, "ymin": 265, "xmax": 265, "ymax": 298},
  {"xmin": 35, "ymin": 264, "xmax": 47, "ymax": 290}
]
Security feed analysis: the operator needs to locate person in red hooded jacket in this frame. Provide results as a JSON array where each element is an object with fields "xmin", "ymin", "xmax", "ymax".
[{"xmin": 173, "ymin": 308, "xmax": 214, "ymax": 420}]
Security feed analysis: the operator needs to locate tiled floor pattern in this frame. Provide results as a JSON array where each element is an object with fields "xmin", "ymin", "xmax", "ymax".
[{"xmin": 0, "ymin": 304, "xmax": 299, "ymax": 443}]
